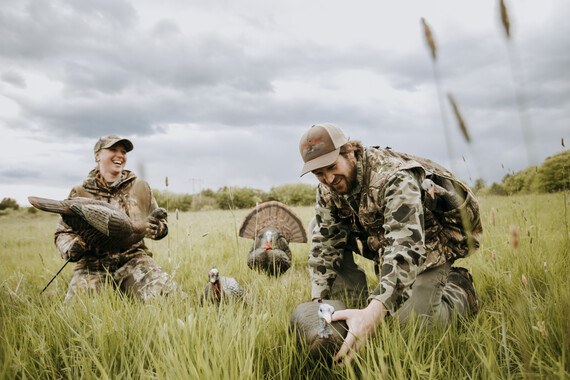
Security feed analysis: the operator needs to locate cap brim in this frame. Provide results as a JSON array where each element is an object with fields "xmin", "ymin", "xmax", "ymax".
[
  {"xmin": 104, "ymin": 139, "xmax": 134, "ymax": 152},
  {"xmin": 299, "ymin": 148, "xmax": 340, "ymax": 177}
]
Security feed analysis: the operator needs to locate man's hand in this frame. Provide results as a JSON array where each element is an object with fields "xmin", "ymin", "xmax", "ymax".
[
  {"xmin": 67, "ymin": 238, "xmax": 88, "ymax": 262},
  {"xmin": 146, "ymin": 216, "xmax": 168, "ymax": 240},
  {"xmin": 332, "ymin": 299, "xmax": 387, "ymax": 366}
]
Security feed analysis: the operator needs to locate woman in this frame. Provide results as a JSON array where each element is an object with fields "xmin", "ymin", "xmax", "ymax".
[{"xmin": 55, "ymin": 135, "xmax": 184, "ymax": 302}]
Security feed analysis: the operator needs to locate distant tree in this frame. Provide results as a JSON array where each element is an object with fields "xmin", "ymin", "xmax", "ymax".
[
  {"xmin": 502, "ymin": 166, "xmax": 538, "ymax": 194},
  {"xmin": 268, "ymin": 183, "xmax": 317, "ymax": 206},
  {"xmin": 534, "ymin": 150, "xmax": 569, "ymax": 192},
  {"xmin": 472, "ymin": 178, "xmax": 487, "ymax": 194},
  {"xmin": 152, "ymin": 190, "xmax": 193, "ymax": 212},
  {"xmin": 487, "ymin": 182, "xmax": 508, "ymax": 196},
  {"xmin": 215, "ymin": 187, "xmax": 268, "ymax": 210},
  {"xmin": 191, "ymin": 192, "xmax": 218, "ymax": 211},
  {"xmin": 0, "ymin": 197, "xmax": 19, "ymax": 210}
]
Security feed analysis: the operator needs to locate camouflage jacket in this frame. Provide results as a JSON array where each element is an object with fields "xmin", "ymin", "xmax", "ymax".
[
  {"xmin": 55, "ymin": 168, "xmax": 166, "ymax": 271},
  {"xmin": 309, "ymin": 147, "xmax": 482, "ymax": 314}
]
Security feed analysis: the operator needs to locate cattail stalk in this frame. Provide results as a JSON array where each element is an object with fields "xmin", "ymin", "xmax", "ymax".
[
  {"xmin": 448, "ymin": 93, "xmax": 471, "ymax": 143},
  {"xmin": 509, "ymin": 224, "xmax": 520, "ymax": 249},
  {"xmin": 499, "ymin": 0, "xmax": 537, "ymax": 167},
  {"xmin": 420, "ymin": 17, "xmax": 455, "ymax": 170}
]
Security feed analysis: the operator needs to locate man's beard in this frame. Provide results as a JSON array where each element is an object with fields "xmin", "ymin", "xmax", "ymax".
[{"xmin": 330, "ymin": 159, "xmax": 357, "ymax": 195}]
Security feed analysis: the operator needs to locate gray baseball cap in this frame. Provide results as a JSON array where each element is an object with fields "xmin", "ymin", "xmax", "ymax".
[{"xmin": 299, "ymin": 123, "xmax": 348, "ymax": 176}]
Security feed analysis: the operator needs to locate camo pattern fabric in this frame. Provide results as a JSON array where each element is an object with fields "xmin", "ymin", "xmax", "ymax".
[
  {"xmin": 65, "ymin": 255, "xmax": 185, "ymax": 303},
  {"xmin": 55, "ymin": 168, "xmax": 182, "ymax": 302},
  {"xmin": 309, "ymin": 146, "xmax": 482, "ymax": 315}
]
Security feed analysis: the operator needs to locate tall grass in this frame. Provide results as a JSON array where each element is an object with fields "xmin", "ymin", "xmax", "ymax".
[{"xmin": 1, "ymin": 194, "xmax": 569, "ymax": 379}]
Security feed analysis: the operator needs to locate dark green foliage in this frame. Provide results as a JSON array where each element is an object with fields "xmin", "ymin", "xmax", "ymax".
[
  {"xmin": 0, "ymin": 197, "xmax": 19, "ymax": 210},
  {"xmin": 472, "ymin": 178, "xmax": 487, "ymax": 194},
  {"xmin": 501, "ymin": 166, "xmax": 538, "ymax": 194},
  {"xmin": 487, "ymin": 182, "xmax": 508, "ymax": 196},
  {"xmin": 215, "ymin": 186, "xmax": 267, "ymax": 210},
  {"xmin": 152, "ymin": 190, "xmax": 193, "ymax": 212},
  {"xmin": 268, "ymin": 183, "xmax": 317, "ymax": 206},
  {"xmin": 534, "ymin": 150, "xmax": 570, "ymax": 192},
  {"xmin": 480, "ymin": 150, "xmax": 569, "ymax": 195}
]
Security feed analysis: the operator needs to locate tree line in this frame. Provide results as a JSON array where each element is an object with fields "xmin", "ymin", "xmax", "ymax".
[
  {"xmin": 152, "ymin": 183, "xmax": 317, "ymax": 212},
  {"xmin": 472, "ymin": 149, "xmax": 569, "ymax": 195}
]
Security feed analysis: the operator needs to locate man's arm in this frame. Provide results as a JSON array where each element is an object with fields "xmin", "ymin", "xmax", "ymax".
[
  {"xmin": 308, "ymin": 185, "xmax": 351, "ymax": 300},
  {"xmin": 369, "ymin": 169, "xmax": 426, "ymax": 314},
  {"xmin": 332, "ymin": 170, "xmax": 427, "ymax": 365}
]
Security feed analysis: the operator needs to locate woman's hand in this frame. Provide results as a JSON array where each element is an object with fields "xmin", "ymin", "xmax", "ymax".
[{"xmin": 331, "ymin": 299, "xmax": 387, "ymax": 366}]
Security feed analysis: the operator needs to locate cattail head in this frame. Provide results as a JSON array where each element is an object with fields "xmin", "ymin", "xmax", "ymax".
[
  {"xmin": 533, "ymin": 321, "xmax": 548, "ymax": 338},
  {"xmin": 421, "ymin": 18, "xmax": 437, "ymax": 61},
  {"xmin": 500, "ymin": 0, "xmax": 511, "ymax": 38},
  {"xmin": 492, "ymin": 249, "xmax": 497, "ymax": 261},
  {"xmin": 448, "ymin": 94, "xmax": 471, "ymax": 143},
  {"xmin": 490, "ymin": 208, "xmax": 497, "ymax": 226},
  {"xmin": 509, "ymin": 225, "xmax": 521, "ymax": 248},
  {"xmin": 562, "ymin": 137, "xmax": 565, "ymax": 147},
  {"xmin": 175, "ymin": 208, "xmax": 179, "ymax": 220},
  {"xmin": 165, "ymin": 176, "xmax": 169, "ymax": 188}
]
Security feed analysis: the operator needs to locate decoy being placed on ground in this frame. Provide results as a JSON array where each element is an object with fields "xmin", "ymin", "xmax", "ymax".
[
  {"xmin": 239, "ymin": 201, "xmax": 307, "ymax": 275},
  {"xmin": 203, "ymin": 268, "xmax": 244, "ymax": 302},
  {"xmin": 290, "ymin": 300, "xmax": 348, "ymax": 361},
  {"xmin": 28, "ymin": 195, "xmax": 166, "ymax": 252}
]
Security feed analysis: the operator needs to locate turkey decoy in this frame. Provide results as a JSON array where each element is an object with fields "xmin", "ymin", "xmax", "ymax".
[
  {"xmin": 28, "ymin": 195, "xmax": 166, "ymax": 252},
  {"xmin": 421, "ymin": 178, "xmax": 465, "ymax": 211},
  {"xmin": 239, "ymin": 201, "xmax": 307, "ymax": 275},
  {"xmin": 290, "ymin": 300, "xmax": 348, "ymax": 361},
  {"xmin": 203, "ymin": 268, "xmax": 243, "ymax": 302}
]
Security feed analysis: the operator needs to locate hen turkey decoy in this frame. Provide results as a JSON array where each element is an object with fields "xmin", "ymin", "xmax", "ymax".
[
  {"xmin": 203, "ymin": 268, "xmax": 244, "ymax": 302},
  {"xmin": 28, "ymin": 195, "xmax": 166, "ymax": 252},
  {"xmin": 239, "ymin": 201, "xmax": 307, "ymax": 275},
  {"xmin": 421, "ymin": 178, "xmax": 465, "ymax": 211},
  {"xmin": 290, "ymin": 300, "xmax": 348, "ymax": 361}
]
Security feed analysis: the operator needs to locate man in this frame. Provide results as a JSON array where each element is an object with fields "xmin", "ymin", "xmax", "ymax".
[{"xmin": 299, "ymin": 123, "xmax": 482, "ymax": 365}]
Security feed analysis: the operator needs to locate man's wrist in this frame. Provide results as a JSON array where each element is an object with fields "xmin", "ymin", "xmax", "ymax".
[{"xmin": 366, "ymin": 298, "xmax": 387, "ymax": 324}]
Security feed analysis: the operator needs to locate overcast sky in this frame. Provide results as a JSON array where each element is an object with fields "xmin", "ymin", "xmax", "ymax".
[{"xmin": 1, "ymin": 0, "xmax": 568, "ymax": 206}]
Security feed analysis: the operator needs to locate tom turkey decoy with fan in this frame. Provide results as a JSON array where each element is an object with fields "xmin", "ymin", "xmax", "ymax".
[
  {"xmin": 238, "ymin": 201, "xmax": 308, "ymax": 275},
  {"xmin": 28, "ymin": 195, "xmax": 167, "ymax": 252}
]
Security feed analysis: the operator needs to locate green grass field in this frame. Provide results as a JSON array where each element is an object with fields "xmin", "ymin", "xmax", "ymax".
[{"xmin": 1, "ymin": 193, "xmax": 569, "ymax": 379}]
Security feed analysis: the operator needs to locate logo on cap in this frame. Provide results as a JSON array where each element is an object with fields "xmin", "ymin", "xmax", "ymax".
[{"xmin": 301, "ymin": 138, "xmax": 326, "ymax": 159}]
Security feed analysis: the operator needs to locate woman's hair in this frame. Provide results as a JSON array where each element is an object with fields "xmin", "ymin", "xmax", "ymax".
[{"xmin": 340, "ymin": 140, "xmax": 364, "ymax": 160}]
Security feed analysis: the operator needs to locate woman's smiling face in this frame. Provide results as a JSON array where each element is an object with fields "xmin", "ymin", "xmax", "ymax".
[{"xmin": 96, "ymin": 143, "xmax": 128, "ymax": 182}]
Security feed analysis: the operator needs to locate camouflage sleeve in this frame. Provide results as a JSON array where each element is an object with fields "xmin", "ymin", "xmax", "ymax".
[
  {"xmin": 369, "ymin": 170, "xmax": 426, "ymax": 314},
  {"xmin": 308, "ymin": 185, "xmax": 351, "ymax": 300}
]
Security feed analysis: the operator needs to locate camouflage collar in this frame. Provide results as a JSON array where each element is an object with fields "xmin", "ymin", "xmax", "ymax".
[{"xmin": 83, "ymin": 168, "xmax": 136, "ymax": 193}]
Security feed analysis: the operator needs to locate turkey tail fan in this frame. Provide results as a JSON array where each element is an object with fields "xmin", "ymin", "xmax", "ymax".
[{"xmin": 239, "ymin": 201, "xmax": 307, "ymax": 243}]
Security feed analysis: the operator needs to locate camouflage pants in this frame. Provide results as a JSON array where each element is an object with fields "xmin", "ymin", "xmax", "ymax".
[
  {"xmin": 331, "ymin": 251, "xmax": 469, "ymax": 326},
  {"xmin": 64, "ymin": 255, "xmax": 185, "ymax": 303}
]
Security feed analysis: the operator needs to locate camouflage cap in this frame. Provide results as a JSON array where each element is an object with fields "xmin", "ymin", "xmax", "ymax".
[
  {"xmin": 299, "ymin": 123, "xmax": 348, "ymax": 176},
  {"xmin": 93, "ymin": 135, "xmax": 134, "ymax": 154}
]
